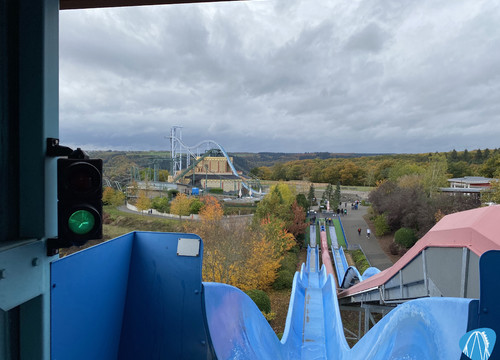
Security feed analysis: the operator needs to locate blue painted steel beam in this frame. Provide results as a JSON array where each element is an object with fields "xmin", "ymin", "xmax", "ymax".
[{"xmin": 0, "ymin": 0, "xmax": 59, "ymax": 358}]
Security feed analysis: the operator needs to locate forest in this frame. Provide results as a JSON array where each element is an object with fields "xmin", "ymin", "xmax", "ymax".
[
  {"xmin": 250, "ymin": 148, "xmax": 500, "ymax": 186},
  {"xmin": 90, "ymin": 148, "xmax": 500, "ymax": 190}
]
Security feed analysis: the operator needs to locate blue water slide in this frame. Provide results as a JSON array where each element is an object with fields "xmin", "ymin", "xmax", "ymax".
[
  {"xmin": 310, "ymin": 225, "xmax": 317, "ymax": 247},
  {"xmin": 205, "ymin": 256, "xmax": 472, "ymax": 360},
  {"xmin": 362, "ymin": 266, "xmax": 381, "ymax": 279},
  {"xmin": 50, "ymin": 231, "xmax": 496, "ymax": 360},
  {"xmin": 332, "ymin": 247, "xmax": 347, "ymax": 285},
  {"xmin": 339, "ymin": 247, "xmax": 349, "ymax": 274}
]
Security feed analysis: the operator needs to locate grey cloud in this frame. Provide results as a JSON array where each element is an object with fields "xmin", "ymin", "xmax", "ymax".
[
  {"xmin": 344, "ymin": 23, "xmax": 389, "ymax": 53},
  {"xmin": 59, "ymin": 0, "xmax": 500, "ymax": 154}
]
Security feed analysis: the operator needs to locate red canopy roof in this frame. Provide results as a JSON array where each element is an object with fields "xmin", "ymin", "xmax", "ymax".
[{"xmin": 339, "ymin": 205, "xmax": 500, "ymax": 297}]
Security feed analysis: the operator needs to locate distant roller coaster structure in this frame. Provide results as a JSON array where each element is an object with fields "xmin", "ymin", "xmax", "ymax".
[{"xmin": 168, "ymin": 126, "xmax": 262, "ymax": 194}]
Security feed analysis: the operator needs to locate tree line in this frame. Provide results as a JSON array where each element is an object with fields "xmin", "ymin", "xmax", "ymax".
[
  {"xmin": 366, "ymin": 153, "xmax": 486, "ymax": 252},
  {"xmin": 250, "ymin": 148, "xmax": 500, "ymax": 186}
]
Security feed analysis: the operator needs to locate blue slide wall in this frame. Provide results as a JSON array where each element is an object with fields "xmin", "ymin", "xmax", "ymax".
[{"xmin": 51, "ymin": 232, "xmax": 497, "ymax": 359}]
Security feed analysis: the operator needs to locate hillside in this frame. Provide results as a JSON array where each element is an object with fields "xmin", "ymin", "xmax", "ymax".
[{"xmin": 87, "ymin": 150, "xmax": 385, "ymax": 183}]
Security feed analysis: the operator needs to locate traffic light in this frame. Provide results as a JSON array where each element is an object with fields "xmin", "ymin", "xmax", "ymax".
[{"xmin": 57, "ymin": 158, "xmax": 103, "ymax": 247}]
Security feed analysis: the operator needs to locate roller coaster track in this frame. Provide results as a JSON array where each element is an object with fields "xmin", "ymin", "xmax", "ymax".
[{"xmin": 169, "ymin": 135, "xmax": 263, "ymax": 194}]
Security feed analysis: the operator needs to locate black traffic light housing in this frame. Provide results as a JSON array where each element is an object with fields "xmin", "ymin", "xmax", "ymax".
[
  {"xmin": 57, "ymin": 157, "xmax": 103, "ymax": 246},
  {"xmin": 47, "ymin": 139, "xmax": 103, "ymax": 255}
]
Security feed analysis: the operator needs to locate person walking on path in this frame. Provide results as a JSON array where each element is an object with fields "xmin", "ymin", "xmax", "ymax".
[
  {"xmin": 366, "ymin": 228, "xmax": 371, "ymax": 238},
  {"xmin": 357, "ymin": 228, "xmax": 362, "ymax": 236}
]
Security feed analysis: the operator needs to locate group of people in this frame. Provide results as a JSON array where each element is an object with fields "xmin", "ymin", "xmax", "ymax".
[
  {"xmin": 336, "ymin": 208, "xmax": 348, "ymax": 216},
  {"xmin": 357, "ymin": 227, "xmax": 371, "ymax": 238}
]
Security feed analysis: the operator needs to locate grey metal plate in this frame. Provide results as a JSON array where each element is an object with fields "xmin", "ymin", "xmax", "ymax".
[{"xmin": 177, "ymin": 238, "xmax": 200, "ymax": 257}]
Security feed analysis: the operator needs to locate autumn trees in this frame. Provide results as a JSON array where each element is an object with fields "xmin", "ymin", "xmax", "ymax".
[
  {"xmin": 369, "ymin": 177, "xmax": 480, "ymax": 239},
  {"xmin": 102, "ymin": 187, "xmax": 125, "ymax": 206},
  {"xmin": 249, "ymin": 148, "xmax": 500, "ymax": 187},
  {"xmin": 193, "ymin": 183, "xmax": 308, "ymax": 292},
  {"xmin": 192, "ymin": 194, "xmax": 296, "ymax": 291}
]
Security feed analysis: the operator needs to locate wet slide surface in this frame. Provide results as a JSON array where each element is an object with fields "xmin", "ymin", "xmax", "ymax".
[
  {"xmin": 310, "ymin": 225, "xmax": 316, "ymax": 248},
  {"xmin": 204, "ymin": 245, "xmax": 472, "ymax": 360}
]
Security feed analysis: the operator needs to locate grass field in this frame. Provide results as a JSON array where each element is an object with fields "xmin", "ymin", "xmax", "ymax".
[{"xmin": 332, "ymin": 218, "xmax": 347, "ymax": 247}]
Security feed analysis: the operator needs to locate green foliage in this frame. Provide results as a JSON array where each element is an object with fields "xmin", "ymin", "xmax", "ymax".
[
  {"xmin": 170, "ymin": 193, "xmax": 192, "ymax": 217},
  {"xmin": 483, "ymin": 180, "xmax": 500, "ymax": 204},
  {"xmin": 296, "ymin": 193, "xmax": 309, "ymax": 212},
  {"xmin": 271, "ymin": 163, "xmax": 288, "ymax": 181},
  {"xmin": 395, "ymin": 227, "xmax": 418, "ymax": 249},
  {"xmin": 189, "ymin": 198, "xmax": 204, "ymax": 214},
  {"xmin": 481, "ymin": 154, "xmax": 500, "ymax": 178},
  {"xmin": 91, "ymin": 149, "xmax": 499, "ymax": 189},
  {"xmin": 262, "ymin": 311, "xmax": 277, "ymax": 322},
  {"xmin": 280, "ymin": 252, "xmax": 298, "ymax": 273},
  {"xmin": 448, "ymin": 161, "xmax": 470, "ymax": 178},
  {"xmin": 324, "ymin": 183, "xmax": 335, "ymax": 209},
  {"xmin": 245, "ymin": 289, "xmax": 271, "ymax": 313},
  {"xmin": 272, "ymin": 270, "xmax": 294, "ymax": 290},
  {"xmin": 151, "ymin": 196, "xmax": 170, "ymax": 213},
  {"xmin": 158, "ymin": 169, "xmax": 169, "ymax": 182},
  {"xmin": 333, "ymin": 182, "xmax": 341, "ymax": 209},
  {"xmin": 349, "ymin": 250, "xmax": 370, "ymax": 274},
  {"xmin": 422, "ymin": 154, "xmax": 449, "ymax": 196},
  {"xmin": 136, "ymin": 191, "xmax": 152, "ymax": 212},
  {"xmin": 388, "ymin": 162, "xmax": 424, "ymax": 181},
  {"xmin": 373, "ymin": 214, "xmax": 390, "ymax": 236},
  {"xmin": 307, "ymin": 184, "xmax": 315, "ymax": 206},
  {"xmin": 209, "ymin": 188, "xmax": 223, "ymax": 194},
  {"xmin": 255, "ymin": 183, "xmax": 295, "ymax": 222}
]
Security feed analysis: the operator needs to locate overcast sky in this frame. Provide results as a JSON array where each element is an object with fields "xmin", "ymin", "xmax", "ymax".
[{"xmin": 59, "ymin": 0, "xmax": 500, "ymax": 154}]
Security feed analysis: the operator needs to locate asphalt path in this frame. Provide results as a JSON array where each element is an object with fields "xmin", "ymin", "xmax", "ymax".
[{"xmin": 318, "ymin": 206, "xmax": 393, "ymax": 270}]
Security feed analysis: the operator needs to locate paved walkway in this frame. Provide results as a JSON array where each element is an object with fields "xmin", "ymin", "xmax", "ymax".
[{"xmin": 327, "ymin": 206, "xmax": 393, "ymax": 270}]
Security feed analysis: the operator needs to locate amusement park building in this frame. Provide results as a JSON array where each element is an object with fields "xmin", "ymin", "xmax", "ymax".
[
  {"xmin": 440, "ymin": 176, "xmax": 496, "ymax": 197},
  {"xmin": 185, "ymin": 156, "xmax": 246, "ymax": 192}
]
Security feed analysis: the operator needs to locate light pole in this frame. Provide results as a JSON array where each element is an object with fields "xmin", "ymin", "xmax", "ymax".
[{"xmin": 205, "ymin": 164, "xmax": 208, "ymax": 192}]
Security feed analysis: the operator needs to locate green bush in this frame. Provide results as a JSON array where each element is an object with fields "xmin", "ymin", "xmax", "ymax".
[
  {"xmin": 395, "ymin": 227, "xmax": 418, "ymax": 249},
  {"xmin": 151, "ymin": 196, "xmax": 170, "ymax": 213},
  {"xmin": 272, "ymin": 270, "xmax": 294, "ymax": 290},
  {"xmin": 245, "ymin": 289, "xmax": 271, "ymax": 313},
  {"xmin": 350, "ymin": 250, "xmax": 370, "ymax": 274},
  {"xmin": 189, "ymin": 199, "xmax": 203, "ymax": 214},
  {"xmin": 373, "ymin": 213, "xmax": 390, "ymax": 236},
  {"xmin": 209, "ymin": 188, "xmax": 223, "ymax": 194},
  {"xmin": 289, "ymin": 245, "xmax": 300, "ymax": 254}
]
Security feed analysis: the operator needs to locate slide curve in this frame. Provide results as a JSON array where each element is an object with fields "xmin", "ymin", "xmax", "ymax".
[{"xmin": 204, "ymin": 245, "xmax": 471, "ymax": 359}]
